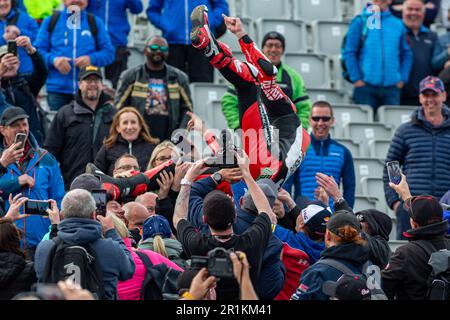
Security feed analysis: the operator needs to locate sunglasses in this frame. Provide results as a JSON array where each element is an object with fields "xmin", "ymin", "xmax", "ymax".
[
  {"xmin": 148, "ymin": 44, "xmax": 169, "ymax": 52},
  {"xmin": 311, "ymin": 116, "xmax": 332, "ymax": 122}
]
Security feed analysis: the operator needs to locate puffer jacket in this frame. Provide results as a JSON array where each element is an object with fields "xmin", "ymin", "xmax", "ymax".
[
  {"xmin": 0, "ymin": 252, "xmax": 36, "ymax": 300},
  {"xmin": 291, "ymin": 242, "xmax": 370, "ymax": 300},
  {"xmin": 343, "ymin": 7, "xmax": 413, "ymax": 86},
  {"xmin": 383, "ymin": 106, "xmax": 450, "ymax": 208},
  {"xmin": 34, "ymin": 218, "xmax": 135, "ymax": 300},
  {"xmin": 94, "ymin": 135, "xmax": 156, "ymax": 176},
  {"xmin": 146, "ymin": 0, "xmax": 229, "ymax": 45},
  {"xmin": 382, "ymin": 220, "xmax": 450, "ymax": 300}
]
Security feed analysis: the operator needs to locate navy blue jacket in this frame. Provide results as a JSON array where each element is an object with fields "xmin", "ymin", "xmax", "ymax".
[
  {"xmin": 188, "ymin": 176, "xmax": 286, "ymax": 300},
  {"xmin": 402, "ymin": 25, "xmax": 447, "ymax": 101},
  {"xmin": 283, "ymin": 133, "xmax": 356, "ymax": 207},
  {"xmin": 87, "ymin": 0, "xmax": 143, "ymax": 47},
  {"xmin": 383, "ymin": 106, "xmax": 450, "ymax": 208},
  {"xmin": 147, "ymin": 0, "xmax": 229, "ymax": 45},
  {"xmin": 291, "ymin": 243, "xmax": 370, "ymax": 300}
]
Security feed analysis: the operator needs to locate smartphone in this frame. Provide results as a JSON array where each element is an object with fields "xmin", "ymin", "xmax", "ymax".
[
  {"xmin": 25, "ymin": 200, "xmax": 50, "ymax": 216},
  {"xmin": 91, "ymin": 189, "xmax": 107, "ymax": 216},
  {"xmin": 386, "ymin": 161, "xmax": 402, "ymax": 185},
  {"xmin": 14, "ymin": 133, "xmax": 27, "ymax": 150},
  {"xmin": 7, "ymin": 40, "xmax": 17, "ymax": 56}
]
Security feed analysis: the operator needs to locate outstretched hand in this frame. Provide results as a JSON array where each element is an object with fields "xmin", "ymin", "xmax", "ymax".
[
  {"xmin": 222, "ymin": 14, "xmax": 246, "ymax": 39},
  {"xmin": 389, "ymin": 173, "xmax": 411, "ymax": 201}
]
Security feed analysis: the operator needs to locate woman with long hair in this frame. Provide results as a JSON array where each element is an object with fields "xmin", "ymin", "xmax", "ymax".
[{"xmin": 95, "ymin": 107, "xmax": 159, "ymax": 176}]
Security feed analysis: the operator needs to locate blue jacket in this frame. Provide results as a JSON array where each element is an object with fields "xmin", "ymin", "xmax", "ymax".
[
  {"xmin": 0, "ymin": 8, "xmax": 39, "ymax": 74},
  {"xmin": 86, "ymin": 0, "xmax": 143, "ymax": 47},
  {"xmin": 343, "ymin": 8, "xmax": 413, "ymax": 87},
  {"xmin": 34, "ymin": 9, "xmax": 115, "ymax": 94},
  {"xmin": 147, "ymin": 0, "xmax": 229, "ymax": 45},
  {"xmin": 188, "ymin": 176, "xmax": 286, "ymax": 300},
  {"xmin": 0, "ymin": 133, "xmax": 65, "ymax": 249},
  {"xmin": 291, "ymin": 243, "xmax": 370, "ymax": 300},
  {"xmin": 273, "ymin": 225, "xmax": 325, "ymax": 264},
  {"xmin": 383, "ymin": 107, "xmax": 450, "ymax": 208},
  {"xmin": 283, "ymin": 133, "xmax": 356, "ymax": 208},
  {"xmin": 402, "ymin": 25, "xmax": 447, "ymax": 100},
  {"xmin": 34, "ymin": 218, "xmax": 135, "ymax": 300}
]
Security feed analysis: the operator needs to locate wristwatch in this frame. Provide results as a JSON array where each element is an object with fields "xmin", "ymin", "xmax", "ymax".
[
  {"xmin": 180, "ymin": 178, "xmax": 193, "ymax": 186},
  {"xmin": 335, "ymin": 197, "xmax": 345, "ymax": 205},
  {"xmin": 212, "ymin": 172, "xmax": 222, "ymax": 185}
]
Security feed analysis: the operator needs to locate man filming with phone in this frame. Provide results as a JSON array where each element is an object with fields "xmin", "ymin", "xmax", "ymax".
[
  {"xmin": 383, "ymin": 76, "xmax": 450, "ymax": 239},
  {"xmin": 0, "ymin": 106, "xmax": 65, "ymax": 259}
]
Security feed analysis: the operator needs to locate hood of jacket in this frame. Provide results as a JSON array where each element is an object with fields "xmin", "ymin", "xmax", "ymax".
[
  {"xmin": 0, "ymin": 252, "xmax": 26, "ymax": 286},
  {"xmin": 357, "ymin": 209, "xmax": 392, "ymax": 241},
  {"xmin": 139, "ymin": 237, "xmax": 183, "ymax": 258},
  {"xmin": 321, "ymin": 242, "xmax": 370, "ymax": 267},
  {"xmin": 57, "ymin": 218, "xmax": 103, "ymax": 246},
  {"xmin": 404, "ymin": 220, "xmax": 449, "ymax": 240}
]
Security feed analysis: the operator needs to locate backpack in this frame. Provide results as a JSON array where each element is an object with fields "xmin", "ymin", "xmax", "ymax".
[
  {"xmin": 47, "ymin": 10, "xmax": 98, "ymax": 49},
  {"xmin": 135, "ymin": 250, "xmax": 182, "ymax": 300},
  {"xmin": 42, "ymin": 237, "xmax": 105, "ymax": 300},
  {"xmin": 341, "ymin": 14, "xmax": 368, "ymax": 83},
  {"xmin": 317, "ymin": 258, "xmax": 388, "ymax": 300},
  {"xmin": 412, "ymin": 240, "xmax": 450, "ymax": 300}
]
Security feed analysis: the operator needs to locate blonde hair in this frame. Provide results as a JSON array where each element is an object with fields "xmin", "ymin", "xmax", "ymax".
[
  {"xmin": 147, "ymin": 140, "xmax": 180, "ymax": 169},
  {"xmin": 104, "ymin": 107, "xmax": 159, "ymax": 149},
  {"xmin": 153, "ymin": 235, "xmax": 169, "ymax": 258},
  {"xmin": 111, "ymin": 214, "xmax": 130, "ymax": 239}
]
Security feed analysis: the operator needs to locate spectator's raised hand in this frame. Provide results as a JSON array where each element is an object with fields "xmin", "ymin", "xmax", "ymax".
[
  {"xmin": 0, "ymin": 142, "xmax": 24, "ymax": 167},
  {"xmin": 277, "ymin": 188, "xmax": 296, "ymax": 210},
  {"xmin": 0, "ymin": 53, "xmax": 19, "ymax": 77},
  {"xmin": 4, "ymin": 193, "xmax": 28, "ymax": 221},
  {"xmin": 172, "ymin": 159, "xmax": 191, "ymax": 192},
  {"xmin": 314, "ymin": 186, "xmax": 329, "ymax": 205},
  {"xmin": 230, "ymin": 251, "xmax": 258, "ymax": 300},
  {"xmin": 316, "ymin": 172, "xmax": 342, "ymax": 201},
  {"xmin": 389, "ymin": 173, "xmax": 411, "ymax": 201},
  {"xmin": 96, "ymin": 212, "xmax": 115, "ymax": 234},
  {"xmin": 222, "ymin": 14, "xmax": 246, "ymax": 38},
  {"xmin": 184, "ymin": 268, "xmax": 217, "ymax": 300},
  {"xmin": 234, "ymin": 149, "xmax": 250, "ymax": 177},
  {"xmin": 45, "ymin": 199, "xmax": 60, "ymax": 225},
  {"xmin": 218, "ymin": 168, "xmax": 242, "ymax": 184},
  {"xmin": 54, "ymin": 57, "xmax": 72, "ymax": 74},
  {"xmin": 184, "ymin": 159, "xmax": 208, "ymax": 182},
  {"xmin": 157, "ymin": 170, "xmax": 174, "ymax": 199},
  {"xmin": 187, "ymin": 111, "xmax": 207, "ymax": 135}
]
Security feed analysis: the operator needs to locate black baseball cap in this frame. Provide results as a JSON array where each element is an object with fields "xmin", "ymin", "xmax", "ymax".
[
  {"xmin": 322, "ymin": 274, "xmax": 371, "ymax": 300},
  {"xmin": 79, "ymin": 65, "xmax": 102, "ymax": 81},
  {"xmin": 0, "ymin": 106, "xmax": 29, "ymax": 126},
  {"xmin": 327, "ymin": 210, "xmax": 361, "ymax": 235},
  {"xmin": 261, "ymin": 31, "xmax": 286, "ymax": 50},
  {"xmin": 406, "ymin": 195, "xmax": 443, "ymax": 226}
]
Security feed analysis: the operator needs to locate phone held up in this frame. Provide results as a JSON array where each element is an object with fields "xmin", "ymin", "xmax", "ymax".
[
  {"xmin": 25, "ymin": 200, "xmax": 50, "ymax": 216},
  {"xmin": 7, "ymin": 40, "xmax": 17, "ymax": 56},
  {"xmin": 386, "ymin": 161, "xmax": 402, "ymax": 185},
  {"xmin": 14, "ymin": 132, "xmax": 27, "ymax": 150},
  {"xmin": 91, "ymin": 189, "xmax": 107, "ymax": 217}
]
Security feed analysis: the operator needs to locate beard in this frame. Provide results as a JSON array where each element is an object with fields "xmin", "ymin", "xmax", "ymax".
[
  {"xmin": 82, "ymin": 89, "xmax": 100, "ymax": 101},
  {"xmin": 147, "ymin": 53, "xmax": 166, "ymax": 67}
]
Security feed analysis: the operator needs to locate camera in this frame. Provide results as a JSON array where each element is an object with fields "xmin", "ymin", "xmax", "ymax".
[
  {"xmin": 204, "ymin": 130, "xmax": 239, "ymax": 169},
  {"xmin": 24, "ymin": 200, "xmax": 50, "ymax": 216},
  {"xmin": 191, "ymin": 247, "xmax": 234, "ymax": 279}
]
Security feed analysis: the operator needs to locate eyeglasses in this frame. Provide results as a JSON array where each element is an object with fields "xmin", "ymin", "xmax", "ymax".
[
  {"xmin": 155, "ymin": 156, "xmax": 172, "ymax": 162},
  {"xmin": 117, "ymin": 164, "xmax": 139, "ymax": 171},
  {"xmin": 264, "ymin": 43, "xmax": 283, "ymax": 49},
  {"xmin": 311, "ymin": 116, "xmax": 332, "ymax": 122},
  {"xmin": 148, "ymin": 44, "xmax": 169, "ymax": 52}
]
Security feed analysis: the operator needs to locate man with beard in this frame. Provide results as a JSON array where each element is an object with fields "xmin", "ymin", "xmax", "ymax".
[
  {"xmin": 115, "ymin": 35, "xmax": 192, "ymax": 141},
  {"xmin": 45, "ymin": 65, "xmax": 116, "ymax": 190}
]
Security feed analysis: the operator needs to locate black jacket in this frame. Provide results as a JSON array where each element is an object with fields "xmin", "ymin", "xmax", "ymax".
[
  {"xmin": 94, "ymin": 135, "xmax": 156, "ymax": 176},
  {"xmin": 382, "ymin": 220, "xmax": 449, "ymax": 300},
  {"xmin": 45, "ymin": 92, "xmax": 116, "ymax": 189},
  {"xmin": 0, "ymin": 252, "xmax": 36, "ymax": 300},
  {"xmin": 1, "ymin": 50, "xmax": 47, "ymax": 145}
]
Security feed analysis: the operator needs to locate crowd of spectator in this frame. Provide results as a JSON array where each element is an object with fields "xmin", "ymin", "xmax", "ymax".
[{"xmin": 0, "ymin": 0, "xmax": 449, "ymax": 303}]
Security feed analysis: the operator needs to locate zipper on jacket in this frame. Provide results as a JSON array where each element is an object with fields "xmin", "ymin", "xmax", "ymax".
[
  {"xmin": 129, "ymin": 141, "xmax": 133, "ymax": 155},
  {"xmin": 320, "ymin": 140, "xmax": 324, "ymax": 172},
  {"xmin": 380, "ymin": 15, "xmax": 385, "ymax": 87},
  {"xmin": 72, "ymin": 11, "xmax": 78, "ymax": 95},
  {"xmin": 185, "ymin": 0, "xmax": 189, "ymax": 44},
  {"xmin": 105, "ymin": 0, "xmax": 109, "ymax": 32},
  {"xmin": 431, "ymin": 131, "xmax": 436, "ymax": 196}
]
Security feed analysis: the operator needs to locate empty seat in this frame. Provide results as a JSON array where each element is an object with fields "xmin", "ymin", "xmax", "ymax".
[
  {"xmin": 190, "ymin": 83, "xmax": 228, "ymax": 117},
  {"xmin": 307, "ymin": 88, "xmax": 351, "ymax": 104},
  {"xmin": 331, "ymin": 104, "xmax": 373, "ymax": 138},
  {"xmin": 368, "ymin": 139, "xmax": 391, "ymax": 159},
  {"xmin": 293, "ymin": 0, "xmax": 342, "ymax": 22},
  {"xmin": 377, "ymin": 105, "xmax": 418, "ymax": 131},
  {"xmin": 284, "ymin": 53, "xmax": 331, "ymax": 88},
  {"xmin": 353, "ymin": 157, "xmax": 385, "ymax": 193},
  {"xmin": 220, "ymin": 18, "xmax": 254, "ymax": 52},
  {"xmin": 353, "ymin": 195, "xmax": 379, "ymax": 212},
  {"xmin": 256, "ymin": 19, "xmax": 307, "ymax": 53},
  {"xmin": 311, "ymin": 20, "xmax": 349, "ymax": 55},
  {"xmin": 360, "ymin": 176, "xmax": 390, "ymax": 214},
  {"xmin": 343, "ymin": 122, "xmax": 394, "ymax": 141},
  {"xmin": 205, "ymin": 100, "xmax": 229, "ymax": 131},
  {"xmin": 242, "ymin": 0, "xmax": 291, "ymax": 19},
  {"xmin": 336, "ymin": 138, "xmax": 364, "ymax": 158}
]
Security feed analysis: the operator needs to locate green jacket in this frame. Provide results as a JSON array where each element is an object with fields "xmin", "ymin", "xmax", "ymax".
[
  {"xmin": 23, "ymin": 0, "xmax": 61, "ymax": 20},
  {"xmin": 221, "ymin": 62, "xmax": 311, "ymax": 130}
]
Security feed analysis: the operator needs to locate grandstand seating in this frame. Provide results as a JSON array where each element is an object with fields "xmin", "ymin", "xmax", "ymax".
[
  {"xmin": 256, "ymin": 18, "xmax": 308, "ymax": 53},
  {"xmin": 377, "ymin": 105, "xmax": 418, "ymax": 130},
  {"xmin": 307, "ymin": 88, "xmax": 351, "ymax": 104},
  {"xmin": 293, "ymin": 0, "xmax": 343, "ymax": 22},
  {"xmin": 190, "ymin": 83, "xmax": 228, "ymax": 116},
  {"xmin": 284, "ymin": 53, "xmax": 332, "ymax": 88},
  {"xmin": 311, "ymin": 20, "xmax": 349, "ymax": 55},
  {"xmin": 241, "ymin": 0, "xmax": 291, "ymax": 19}
]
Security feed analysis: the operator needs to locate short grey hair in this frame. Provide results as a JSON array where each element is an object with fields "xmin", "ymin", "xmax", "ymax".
[{"xmin": 61, "ymin": 189, "xmax": 96, "ymax": 219}]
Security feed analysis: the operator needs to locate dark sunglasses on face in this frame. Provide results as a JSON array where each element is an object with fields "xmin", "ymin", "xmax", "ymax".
[
  {"xmin": 311, "ymin": 116, "xmax": 332, "ymax": 122},
  {"xmin": 148, "ymin": 44, "xmax": 169, "ymax": 52}
]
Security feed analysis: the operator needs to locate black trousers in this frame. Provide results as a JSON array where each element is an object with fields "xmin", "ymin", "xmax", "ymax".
[
  {"xmin": 105, "ymin": 46, "xmax": 130, "ymax": 88},
  {"xmin": 167, "ymin": 44, "xmax": 214, "ymax": 83}
]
